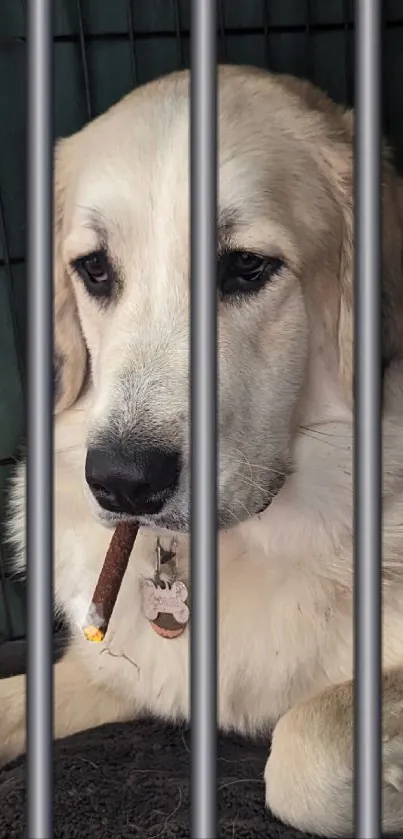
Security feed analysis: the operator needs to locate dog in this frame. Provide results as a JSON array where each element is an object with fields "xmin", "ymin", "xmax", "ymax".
[{"xmin": 2, "ymin": 65, "xmax": 403, "ymax": 836}]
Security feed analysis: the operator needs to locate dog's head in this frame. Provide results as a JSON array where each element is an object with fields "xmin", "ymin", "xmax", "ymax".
[{"xmin": 53, "ymin": 67, "xmax": 403, "ymax": 532}]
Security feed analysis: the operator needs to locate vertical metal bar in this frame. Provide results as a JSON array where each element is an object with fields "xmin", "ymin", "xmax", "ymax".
[
  {"xmin": 263, "ymin": 0, "xmax": 272, "ymax": 71},
  {"xmin": 173, "ymin": 0, "xmax": 184, "ymax": 69},
  {"xmin": 0, "ymin": 189, "xmax": 25, "ymax": 389},
  {"xmin": 343, "ymin": 0, "xmax": 353, "ymax": 106},
  {"xmin": 126, "ymin": 0, "xmax": 139, "ymax": 86},
  {"xmin": 354, "ymin": 1, "xmax": 382, "ymax": 837},
  {"xmin": 381, "ymin": 2, "xmax": 390, "ymax": 137},
  {"xmin": 218, "ymin": 0, "xmax": 226, "ymax": 62},
  {"xmin": 76, "ymin": 0, "xmax": 92, "ymax": 120},
  {"xmin": 304, "ymin": 0, "xmax": 313, "ymax": 81},
  {"xmin": 27, "ymin": 1, "xmax": 54, "ymax": 837},
  {"xmin": 190, "ymin": 1, "xmax": 218, "ymax": 838},
  {"xmin": 0, "ymin": 194, "xmax": 24, "ymax": 647}
]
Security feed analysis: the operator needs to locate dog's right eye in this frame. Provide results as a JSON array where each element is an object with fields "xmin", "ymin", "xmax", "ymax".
[
  {"xmin": 218, "ymin": 249, "xmax": 284, "ymax": 298},
  {"xmin": 72, "ymin": 250, "xmax": 113, "ymax": 299}
]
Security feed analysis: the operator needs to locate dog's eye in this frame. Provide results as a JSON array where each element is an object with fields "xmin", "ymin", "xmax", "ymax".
[
  {"xmin": 219, "ymin": 250, "xmax": 284, "ymax": 297},
  {"xmin": 73, "ymin": 250, "xmax": 112, "ymax": 299}
]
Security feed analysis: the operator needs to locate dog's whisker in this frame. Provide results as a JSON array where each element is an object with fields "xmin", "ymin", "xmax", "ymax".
[
  {"xmin": 232, "ymin": 447, "xmax": 254, "ymax": 480},
  {"xmin": 234, "ymin": 497, "xmax": 254, "ymax": 520},
  {"xmin": 298, "ymin": 422, "xmax": 350, "ymax": 437},
  {"xmin": 298, "ymin": 429, "xmax": 347, "ymax": 451},
  {"xmin": 225, "ymin": 457, "xmax": 287, "ymax": 478},
  {"xmin": 231, "ymin": 472, "xmax": 268, "ymax": 496},
  {"xmin": 224, "ymin": 507, "xmax": 243, "ymax": 527}
]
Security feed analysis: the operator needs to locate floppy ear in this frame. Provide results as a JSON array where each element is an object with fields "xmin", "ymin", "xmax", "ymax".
[
  {"xmin": 318, "ymin": 110, "xmax": 403, "ymax": 401},
  {"xmin": 53, "ymin": 138, "xmax": 88, "ymax": 414}
]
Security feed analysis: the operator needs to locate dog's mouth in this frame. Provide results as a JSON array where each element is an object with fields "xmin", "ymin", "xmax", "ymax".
[{"xmin": 93, "ymin": 471, "xmax": 289, "ymax": 534}]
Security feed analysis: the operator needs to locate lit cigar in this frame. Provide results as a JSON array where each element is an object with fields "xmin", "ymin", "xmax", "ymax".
[{"xmin": 83, "ymin": 521, "xmax": 139, "ymax": 642}]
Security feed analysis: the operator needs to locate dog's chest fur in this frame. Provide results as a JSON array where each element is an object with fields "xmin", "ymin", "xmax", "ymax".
[
  {"xmin": 8, "ymin": 391, "xmax": 403, "ymax": 738},
  {"xmin": 53, "ymin": 512, "xmax": 347, "ymax": 733}
]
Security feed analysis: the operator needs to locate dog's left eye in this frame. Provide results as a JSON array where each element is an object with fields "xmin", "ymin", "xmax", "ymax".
[
  {"xmin": 219, "ymin": 250, "xmax": 284, "ymax": 297},
  {"xmin": 73, "ymin": 250, "xmax": 113, "ymax": 299}
]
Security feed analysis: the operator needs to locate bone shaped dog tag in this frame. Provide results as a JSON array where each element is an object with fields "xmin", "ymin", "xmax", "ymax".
[{"xmin": 141, "ymin": 578, "xmax": 189, "ymax": 639}]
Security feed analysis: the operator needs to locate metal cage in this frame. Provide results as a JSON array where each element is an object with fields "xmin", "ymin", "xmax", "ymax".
[{"xmin": 0, "ymin": 0, "xmax": 398, "ymax": 836}]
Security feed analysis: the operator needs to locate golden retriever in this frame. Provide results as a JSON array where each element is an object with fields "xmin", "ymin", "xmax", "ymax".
[{"xmin": 2, "ymin": 66, "xmax": 403, "ymax": 836}]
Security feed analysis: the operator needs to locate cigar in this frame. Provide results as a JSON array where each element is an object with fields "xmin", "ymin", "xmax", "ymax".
[{"xmin": 83, "ymin": 521, "xmax": 139, "ymax": 642}]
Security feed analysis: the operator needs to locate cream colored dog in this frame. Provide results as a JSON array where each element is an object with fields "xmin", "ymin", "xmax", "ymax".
[{"xmin": 2, "ymin": 66, "xmax": 403, "ymax": 836}]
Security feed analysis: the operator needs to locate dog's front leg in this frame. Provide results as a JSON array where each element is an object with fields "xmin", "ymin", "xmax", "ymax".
[
  {"xmin": 0, "ymin": 640, "xmax": 136, "ymax": 766},
  {"xmin": 265, "ymin": 669, "xmax": 403, "ymax": 837}
]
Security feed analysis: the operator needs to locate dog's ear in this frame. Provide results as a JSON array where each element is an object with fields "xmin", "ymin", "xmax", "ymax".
[
  {"xmin": 53, "ymin": 138, "xmax": 87, "ymax": 414},
  {"xmin": 318, "ymin": 110, "xmax": 403, "ymax": 401}
]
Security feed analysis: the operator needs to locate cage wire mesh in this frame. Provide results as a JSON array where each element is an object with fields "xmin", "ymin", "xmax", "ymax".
[{"xmin": 0, "ymin": 0, "xmax": 403, "ymax": 650}]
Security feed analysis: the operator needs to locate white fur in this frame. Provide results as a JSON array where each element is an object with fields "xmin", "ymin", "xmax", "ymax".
[{"xmin": 2, "ymin": 67, "xmax": 403, "ymax": 836}]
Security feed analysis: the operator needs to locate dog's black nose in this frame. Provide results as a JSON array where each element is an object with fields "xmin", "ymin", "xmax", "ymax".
[{"xmin": 85, "ymin": 445, "xmax": 180, "ymax": 516}]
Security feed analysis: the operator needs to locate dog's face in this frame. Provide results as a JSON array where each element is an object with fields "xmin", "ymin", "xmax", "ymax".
[{"xmin": 53, "ymin": 68, "xmax": 403, "ymax": 532}]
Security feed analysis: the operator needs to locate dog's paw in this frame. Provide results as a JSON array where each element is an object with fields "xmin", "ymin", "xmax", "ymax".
[
  {"xmin": 264, "ymin": 695, "xmax": 353, "ymax": 838},
  {"xmin": 382, "ymin": 734, "xmax": 403, "ymax": 831},
  {"xmin": 265, "ymin": 676, "xmax": 403, "ymax": 837}
]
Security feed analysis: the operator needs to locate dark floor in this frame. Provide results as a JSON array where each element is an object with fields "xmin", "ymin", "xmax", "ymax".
[{"xmin": 0, "ymin": 717, "xmax": 320, "ymax": 839}]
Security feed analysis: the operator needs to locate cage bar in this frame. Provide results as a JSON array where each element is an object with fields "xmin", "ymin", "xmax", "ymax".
[
  {"xmin": 189, "ymin": 1, "xmax": 218, "ymax": 837},
  {"xmin": 343, "ymin": 0, "xmax": 353, "ymax": 107},
  {"xmin": 76, "ymin": 0, "xmax": 92, "ymax": 120},
  {"xmin": 173, "ymin": 0, "xmax": 185, "ymax": 70},
  {"xmin": 304, "ymin": 0, "xmax": 313, "ymax": 80},
  {"xmin": 126, "ymin": 0, "xmax": 139, "ymax": 86},
  {"xmin": 218, "ymin": 0, "xmax": 226, "ymax": 61},
  {"xmin": 26, "ymin": 0, "xmax": 54, "ymax": 837},
  {"xmin": 354, "ymin": 1, "xmax": 383, "ymax": 837},
  {"xmin": 263, "ymin": 1, "xmax": 272, "ymax": 71}
]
